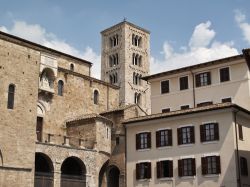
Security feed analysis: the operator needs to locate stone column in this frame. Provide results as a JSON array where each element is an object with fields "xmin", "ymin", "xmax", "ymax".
[{"xmin": 53, "ymin": 161, "xmax": 61, "ymax": 187}]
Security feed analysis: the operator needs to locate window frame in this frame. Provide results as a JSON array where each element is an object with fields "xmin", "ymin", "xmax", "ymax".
[
  {"xmin": 177, "ymin": 126, "xmax": 195, "ymax": 145},
  {"xmin": 200, "ymin": 122, "xmax": 219, "ymax": 142},
  {"xmin": 240, "ymin": 157, "xmax": 248, "ymax": 176},
  {"xmin": 219, "ymin": 67, "xmax": 230, "ymax": 83},
  {"xmin": 57, "ymin": 80, "xmax": 64, "ymax": 96},
  {"xmin": 161, "ymin": 80, "xmax": 170, "ymax": 94},
  {"xmin": 195, "ymin": 72, "xmax": 211, "ymax": 87},
  {"xmin": 180, "ymin": 105, "xmax": 190, "ymax": 110},
  {"xmin": 221, "ymin": 97, "xmax": 232, "ymax": 103},
  {"xmin": 179, "ymin": 76, "xmax": 189, "ymax": 90},
  {"xmin": 156, "ymin": 129, "xmax": 172, "ymax": 147},
  {"xmin": 136, "ymin": 162, "xmax": 151, "ymax": 180},
  {"xmin": 93, "ymin": 90, "xmax": 99, "ymax": 105},
  {"xmin": 162, "ymin": 108, "xmax": 170, "ymax": 113},
  {"xmin": 178, "ymin": 158, "xmax": 196, "ymax": 177},
  {"xmin": 136, "ymin": 132, "xmax": 151, "ymax": 150},
  {"xmin": 238, "ymin": 124, "xmax": 243, "ymax": 140},
  {"xmin": 7, "ymin": 84, "xmax": 15, "ymax": 109},
  {"xmin": 157, "ymin": 160, "xmax": 173, "ymax": 178},
  {"xmin": 201, "ymin": 155, "xmax": 221, "ymax": 175}
]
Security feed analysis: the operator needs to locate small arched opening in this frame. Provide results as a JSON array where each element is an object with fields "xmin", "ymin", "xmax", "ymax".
[
  {"xmin": 34, "ymin": 152, "xmax": 54, "ymax": 187},
  {"xmin": 94, "ymin": 90, "xmax": 99, "ymax": 105},
  {"xmin": 70, "ymin": 63, "xmax": 74, "ymax": 71},
  {"xmin": 61, "ymin": 156, "xmax": 86, "ymax": 187}
]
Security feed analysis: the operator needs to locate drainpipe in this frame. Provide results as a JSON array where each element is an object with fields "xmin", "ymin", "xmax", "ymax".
[
  {"xmin": 233, "ymin": 110, "xmax": 241, "ymax": 187},
  {"xmin": 190, "ymin": 71, "xmax": 196, "ymax": 107}
]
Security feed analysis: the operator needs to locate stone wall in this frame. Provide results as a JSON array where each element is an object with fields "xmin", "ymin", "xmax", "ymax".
[{"xmin": 0, "ymin": 37, "xmax": 40, "ymax": 186}]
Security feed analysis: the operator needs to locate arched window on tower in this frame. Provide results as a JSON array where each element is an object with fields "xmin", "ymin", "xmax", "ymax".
[
  {"xmin": 94, "ymin": 90, "xmax": 99, "ymax": 105},
  {"xmin": 134, "ymin": 92, "xmax": 141, "ymax": 105},
  {"xmin": 7, "ymin": 84, "xmax": 15, "ymax": 109},
  {"xmin": 58, "ymin": 80, "xmax": 64, "ymax": 96},
  {"xmin": 70, "ymin": 64, "xmax": 74, "ymax": 71},
  {"xmin": 110, "ymin": 75, "xmax": 113, "ymax": 84}
]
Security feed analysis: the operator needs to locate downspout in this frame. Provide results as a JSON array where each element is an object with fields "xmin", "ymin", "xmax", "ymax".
[
  {"xmin": 233, "ymin": 110, "xmax": 241, "ymax": 187},
  {"xmin": 190, "ymin": 70, "xmax": 196, "ymax": 107},
  {"xmin": 125, "ymin": 125, "xmax": 127, "ymax": 187}
]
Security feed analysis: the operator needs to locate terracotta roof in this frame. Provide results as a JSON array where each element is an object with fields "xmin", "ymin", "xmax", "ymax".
[
  {"xmin": 0, "ymin": 30, "xmax": 92, "ymax": 66},
  {"xmin": 66, "ymin": 113, "xmax": 112, "ymax": 124},
  {"xmin": 100, "ymin": 104, "xmax": 137, "ymax": 114},
  {"xmin": 143, "ymin": 54, "xmax": 245, "ymax": 81},
  {"xmin": 101, "ymin": 20, "xmax": 150, "ymax": 34},
  {"xmin": 123, "ymin": 103, "xmax": 250, "ymax": 125}
]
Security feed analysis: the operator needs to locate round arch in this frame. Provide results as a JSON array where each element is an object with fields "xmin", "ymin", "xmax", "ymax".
[
  {"xmin": 61, "ymin": 156, "xmax": 86, "ymax": 187},
  {"xmin": 107, "ymin": 165, "xmax": 120, "ymax": 187},
  {"xmin": 34, "ymin": 152, "xmax": 54, "ymax": 187}
]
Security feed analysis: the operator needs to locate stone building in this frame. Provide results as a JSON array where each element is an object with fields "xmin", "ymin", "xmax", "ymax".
[{"xmin": 0, "ymin": 21, "xmax": 149, "ymax": 187}]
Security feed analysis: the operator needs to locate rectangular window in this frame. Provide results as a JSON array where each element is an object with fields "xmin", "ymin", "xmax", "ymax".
[
  {"xmin": 238, "ymin": 124, "xmax": 243, "ymax": 140},
  {"xmin": 222, "ymin": 98, "xmax": 232, "ymax": 103},
  {"xmin": 180, "ymin": 76, "xmax": 189, "ymax": 90},
  {"xmin": 195, "ymin": 72, "xmax": 211, "ymax": 87},
  {"xmin": 177, "ymin": 126, "xmax": 195, "ymax": 145},
  {"xmin": 162, "ymin": 108, "xmax": 170, "ymax": 113},
  {"xmin": 136, "ymin": 132, "xmax": 151, "ymax": 150},
  {"xmin": 178, "ymin": 158, "xmax": 196, "ymax": 177},
  {"xmin": 201, "ymin": 156, "xmax": 221, "ymax": 175},
  {"xmin": 136, "ymin": 162, "xmax": 151, "ymax": 180},
  {"xmin": 197, "ymin": 101, "xmax": 213, "ymax": 107},
  {"xmin": 240, "ymin": 157, "xmax": 248, "ymax": 176},
  {"xmin": 157, "ymin": 160, "xmax": 173, "ymax": 178},
  {"xmin": 220, "ymin": 67, "xmax": 230, "ymax": 82},
  {"xmin": 200, "ymin": 123, "xmax": 219, "ymax": 142},
  {"xmin": 161, "ymin": 80, "xmax": 169, "ymax": 94},
  {"xmin": 181, "ymin": 105, "xmax": 190, "ymax": 110},
  {"xmin": 156, "ymin": 129, "xmax": 172, "ymax": 147}
]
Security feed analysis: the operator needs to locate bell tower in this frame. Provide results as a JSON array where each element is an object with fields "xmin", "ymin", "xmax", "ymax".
[{"xmin": 101, "ymin": 21, "xmax": 151, "ymax": 113}]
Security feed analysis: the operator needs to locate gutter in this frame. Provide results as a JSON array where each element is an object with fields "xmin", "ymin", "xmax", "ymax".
[{"xmin": 233, "ymin": 110, "xmax": 241, "ymax": 187}]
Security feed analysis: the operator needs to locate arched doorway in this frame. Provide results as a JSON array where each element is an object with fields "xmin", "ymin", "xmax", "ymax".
[
  {"xmin": 107, "ymin": 165, "xmax": 120, "ymax": 187},
  {"xmin": 98, "ymin": 160, "xmax": 109, "ymax": 187},
  {"xmin": 61, "ymin": 156, "xmax": 86, "ymax": 187},
  {"xmin": 34, "ymin": 152, "xmax": 54, "ymax": 187}
]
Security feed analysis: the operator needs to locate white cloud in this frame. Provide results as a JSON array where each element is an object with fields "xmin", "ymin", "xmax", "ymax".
[
  {"xmin": 189, "ymin": 21, "xmax": 215, "ymax": 48},
  {"xmin": 235, "ymin": 10, "xmax": 250, "ymax": 45},
  {"xmin": 151, "ymin": 21, "xmax": 239, "ymax": 74},
  {"xmin": 0, "ymin": 21, "xmax": 101, "ymax": 78}
]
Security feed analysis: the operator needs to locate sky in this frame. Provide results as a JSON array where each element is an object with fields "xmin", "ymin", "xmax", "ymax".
[{"xmin": 0, "ymin": 0, "xmax": 250, "ymax": 78}]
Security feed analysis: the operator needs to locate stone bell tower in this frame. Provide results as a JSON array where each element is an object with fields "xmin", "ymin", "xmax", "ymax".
[{"xmin": 101, "ymin": 21, "xmax": 151, "ymax": 113}]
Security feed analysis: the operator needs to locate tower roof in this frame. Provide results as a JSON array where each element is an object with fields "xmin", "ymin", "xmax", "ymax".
[{"xmin": 100, "ymin": 20, "xmax": 150, "ymax": 34}]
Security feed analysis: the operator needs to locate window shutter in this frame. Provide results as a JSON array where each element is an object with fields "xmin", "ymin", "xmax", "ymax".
[
  {"xmin": 214, "ymin": 123, "xmax": 219, "ymax": 140},
  {"xmin": 147, "ymin": 162, "xmax": 151, "ymax": 179},
  {"xmin": 147, "ymin": 132, "xmax": 151, "ymax": 148},
  {"xmin": 156, "ymin": 131, "xmax": 160, "ymax": 147},
  {"xmin": 136, "ymin": 134, "xmax": 140, "ymax": 150},
  {"xmin": 216, "ymin": 156, "xmax": 221, "ymax": 174},
  {"xmin": 178, "ymin": 159, "xmax": 183, "ymax": 177},
  {"xmin": 195, "ymin": 74, "xmax": 200, "ymax": 87},
  {"xmin": 190, "ymin": 126, "xmax": 195, "ymax": 143},
  {"xmin": 136, "ymin": 163, "xmax": 140, "ymax": 180},
  {"xmin": 169, "ymin": 160, "xmax": 173, "ymax": 177},
  {"xmin": 201, "ymin": 157, "xmax": 207, "ymax": 175},
  {"xmin": 168, "ymin": 130, "xmax": 173, "ymax": 146},
  {"xmin": 192, "ymin": 158, "xmax": 196, "ymax": 176},
  {"xmin": 177, "ymin": 128, "xmax": 182, "ymax": 145},
  {"xmin": 200, "ymin": 125, "xmax": 205, "ymax": 142},
  {"xmin": 156, "ymin": 161, "xmax": 161, "ymax": 178},
  {"xmin": 207, "ymin": 72, "xmax": 211, "ymax": 85}
]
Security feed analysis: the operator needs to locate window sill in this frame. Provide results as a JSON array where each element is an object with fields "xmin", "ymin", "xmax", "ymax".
[
  {"xmin": 137, "ymin": 148, "xmax": 151, "ymax": 152},
  {"xmin": 180, "ymin": 176, "xmax": 195, "ymax": 180},
  {"xmin": 157, "ymin": 146, "xmax": 172, "ymax": 150},
  {"xmin": 178, "ymin": 143, "xmax": 194, "ymax": 147},
  {"xmin": 202, "ymin": 140, "xmax": 219, "ymax": 145},
  {"xmin": 158, "ymin": 177, "xmax": 173, "ymax": 181},
  {"xmin": 138, "ymin": 178, "xmax": 151, "ymax": 182},
  {"xmin": 203, "ymin": 174, "xmax": 220, "ymax": 178}
]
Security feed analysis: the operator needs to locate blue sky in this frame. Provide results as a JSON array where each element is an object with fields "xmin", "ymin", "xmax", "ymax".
[{"xmin": 0, "ymin": 0, "xmax": 250, "ymax": 78}]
